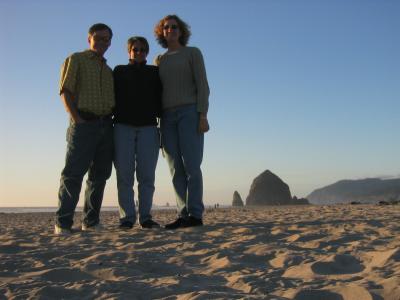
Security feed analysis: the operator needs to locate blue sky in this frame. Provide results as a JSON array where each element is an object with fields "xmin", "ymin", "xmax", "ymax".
[{"xmin": 0, "ymin": 0, "xmax": 399, "ymax": 207}]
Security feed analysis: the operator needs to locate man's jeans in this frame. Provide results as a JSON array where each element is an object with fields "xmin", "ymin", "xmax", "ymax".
[
  {"xmin": 56, "ymin": 119, "xmax": 113, "ymax": 229},
  {"xmin": 161, "ymin": 104, "xmax": 204, "ymax": 219},
  {"xmin": 114, "ymin": 123, "xmax": 159, "ymax": 224}
]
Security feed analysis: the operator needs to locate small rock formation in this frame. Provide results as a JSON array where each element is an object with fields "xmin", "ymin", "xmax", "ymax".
[
  {"xmin": 232, "ymin": 191, "xmax": 244, "ymax": 207},
  {"xmin": 291, "ymin": 196, "xmax": 310, "ymax": 205},
  {"xmin": 246, "ymin": 170, "xmax": 309, "ymax": 205},
  {"xmin": 350, "ymin": 201, "xmax": 362, "ymax": 205}
]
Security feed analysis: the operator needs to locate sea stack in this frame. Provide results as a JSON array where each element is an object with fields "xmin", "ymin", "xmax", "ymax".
[
  {"xmin": 232, "ymin": 191, "xmax": 244, "ymax": 207},
  {"xmin": 246, "ymin": 170, "xmax": 310, "ymax": 205}
]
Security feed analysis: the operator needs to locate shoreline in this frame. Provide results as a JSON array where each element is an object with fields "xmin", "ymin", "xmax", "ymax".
[{"xmin": 2, "ymin": 202, "xmax": 398, "ymax": 214}]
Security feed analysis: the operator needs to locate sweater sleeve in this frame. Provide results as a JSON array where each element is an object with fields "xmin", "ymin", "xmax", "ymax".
[{"xmin": 191, "ymin": 47, "xmax": 210, "ymax": 113}]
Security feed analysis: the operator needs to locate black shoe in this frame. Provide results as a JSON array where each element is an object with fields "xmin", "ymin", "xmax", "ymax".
[
  {"xmin": 119, "ymin": 221, "xmax": 133, "ymax": 229},
  {"xmin": 183, "ymin": 216, "xmax": 203, "ymax": 227},
  {"xmin": 164, "ymin": 217, "xmax": 187, "ymax": 230},
  {"xmin": 141, "ymin": 219, "xmax": 161, "ymax": 229}
]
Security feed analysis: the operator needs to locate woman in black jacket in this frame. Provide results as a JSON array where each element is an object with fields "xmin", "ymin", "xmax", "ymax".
[{"xmin": 113, "ymin": 36, "xmax": 162, "ymax": 229}]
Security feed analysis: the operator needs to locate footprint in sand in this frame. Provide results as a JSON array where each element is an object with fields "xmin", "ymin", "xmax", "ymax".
[
  {"xmin": 293, "ymin": 289, "xmax": 343, "ymax": 300},
  {"xmin": 311, "ymin": 254, "xmax": 364, "ymax": 275},
  {"xmin": 391, "ymin": 248, "xmax": 400, "ymax": 262},
  {"xmin": 26, "ymin": 268, "xmax": 95, "ymax": 283},
  {"xmin": 362, "ymin": 248, "xmax": 399, "ymax": 271},
  {"xmin": 30, "ymin": 285, "xmax": 83, "ymax": 299},
  {"xmin": 199, "ymin": 253, "xmax": 232, "ymax": 275},
  {"xmin": 269, "ymin": 253, "xmax": 304, "ymax": 269}
]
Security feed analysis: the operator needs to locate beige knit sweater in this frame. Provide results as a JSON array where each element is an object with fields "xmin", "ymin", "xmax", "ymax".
[{"xmin": 157, "ymin": 47, "xmax": 209, "ymax": 113}]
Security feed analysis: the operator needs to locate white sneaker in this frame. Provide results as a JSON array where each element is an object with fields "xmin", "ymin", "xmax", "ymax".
[
  {"xmin": 81, "ymin": 223, "xmax": 104, "ymax": 232},
  {"xmin": 54, "ymin": 224, "xmax": 72, "ymax": 235}
]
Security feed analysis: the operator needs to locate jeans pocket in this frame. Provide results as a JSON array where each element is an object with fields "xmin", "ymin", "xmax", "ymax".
[
  {"xmin": 66, "ymin": 124, "xmax": 74, "ymax": 142},
  {"xmin": 68, "ymin": 122, "xmax": 90, "ymax": 143}
]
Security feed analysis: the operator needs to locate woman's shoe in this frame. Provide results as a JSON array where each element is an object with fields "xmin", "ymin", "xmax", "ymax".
[
  {"xmin": 165, "ymin": 216, "xmax": 203, "ymax": 229},
  {"xmin": 183, "ymin": 216, "xmax": 203, "ymax": 227},
  {"xmin": 141, "ymin": 219, "xmax": 161, "ymax": 229},
  {"xmin": 164, "ymin": 217, "xmax": 187, "ymax": 230},
  {"xmin": 119, "ymin": 221, "xmax": 134, "ymax": 229}
]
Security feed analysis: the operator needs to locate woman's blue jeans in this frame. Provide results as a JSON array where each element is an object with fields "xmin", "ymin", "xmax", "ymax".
[
  {"xmin": 161, "ymin": 104, "xmax": 204, "ymax": 219},
  {"xmin": 114, "ymin": 123, "xmax": 160, "ymax": 224}
]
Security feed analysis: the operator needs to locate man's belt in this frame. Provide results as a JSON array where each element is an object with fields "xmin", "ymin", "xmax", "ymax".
[{"xmin": 78, "ymin": 110, "xmax": 112, "ymax": 121}]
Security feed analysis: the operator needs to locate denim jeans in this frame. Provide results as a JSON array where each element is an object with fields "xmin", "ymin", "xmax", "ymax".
[
  {"xmin": 161, "ymin": 104, "xmax": 204, "ymax": 219},
  {"xmin": 56, "ymin": 119, "xmax": 113, "ymax": 229},
  {"xmin": 114, "ymin": 123, "xmax": 159, "ymax": 224}
]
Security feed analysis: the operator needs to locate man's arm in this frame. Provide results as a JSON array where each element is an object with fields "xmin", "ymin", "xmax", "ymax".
[{"xmin": 60, "ymin": 89, "xmax": 84, "ymax": 124}]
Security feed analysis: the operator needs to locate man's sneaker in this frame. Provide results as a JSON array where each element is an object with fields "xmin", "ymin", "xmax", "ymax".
[
  {"xmin": 164, "ymin": 217, "xmax": 187, "ymax": 230},
  {"xmin": 81, "ymin": 223, "xmax": 103, "ymax": 232},
  {"xmin": 54, "ymin": 224, "xmax": 72, "ymax": 235},
  {"xmin": 119, "ymin": 221, "xmax": 134, "ymax": 229},
  {"xmin": 183, "ymin": 216, "xmax": 203, "ymax": 228},
  {"xmin": 141, "ymin": 219, "xmax": 161, "ymax": 229}
]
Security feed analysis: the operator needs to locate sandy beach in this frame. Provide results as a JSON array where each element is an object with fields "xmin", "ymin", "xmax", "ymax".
[{"xmin": 0, "ymin": 205, "xmax": 399, "ymax": 299}]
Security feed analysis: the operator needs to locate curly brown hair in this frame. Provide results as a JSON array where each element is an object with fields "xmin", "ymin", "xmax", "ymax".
[{"xmin": 154, "ymin": 15, "xmax": 191, "ymax": 48}]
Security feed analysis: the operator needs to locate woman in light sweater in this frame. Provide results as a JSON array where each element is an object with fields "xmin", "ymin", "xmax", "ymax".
[{"xmin": 154, "ymin": 15, "xmax": 210, "ymax": 229}]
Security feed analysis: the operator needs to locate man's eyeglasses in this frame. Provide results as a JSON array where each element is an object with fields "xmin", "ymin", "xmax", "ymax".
[
  {"xmin": 131, "ymin": 47, "xmax": 147, "ymax": 53},
  {"xmin": 93, "ymin": 36, "xmax": 111, "ymax": 42},
  {"xmin": 163, "ymin": 24, "xmax": 178, "ymax": 30}
]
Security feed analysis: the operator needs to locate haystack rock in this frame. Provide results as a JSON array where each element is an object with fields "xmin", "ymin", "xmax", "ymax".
[
  {"xmin": 232, "ymin": 191, "xmax": 244, "ymax": 207},
  {"xmin": 246, "ymin": 170, "xmax": 309, "ymax": 205}
]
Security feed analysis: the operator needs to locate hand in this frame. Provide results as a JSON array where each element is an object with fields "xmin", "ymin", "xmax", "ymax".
[{"xmin": 198, "ymin": 117, "xmax": 210, "ymax": 133}]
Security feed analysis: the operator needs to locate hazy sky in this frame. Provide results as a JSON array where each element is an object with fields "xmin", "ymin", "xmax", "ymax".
[{"xmin": 1, "ymin": 0, "xmax": 399, "ymax": 207}]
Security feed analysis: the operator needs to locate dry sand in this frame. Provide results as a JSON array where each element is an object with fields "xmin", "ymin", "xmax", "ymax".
[{"xmin": 0, "ymin": 205, "xmax": 399, "ymax": 299}]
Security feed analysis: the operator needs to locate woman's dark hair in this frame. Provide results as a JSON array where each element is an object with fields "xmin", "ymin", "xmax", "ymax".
[
  {"xmin": 154, "ymin": 15, "xmax": 191, "ymax": 48},
  {"xmin": 127, "ymin": 36, "xmax": 149, "ymax": 54},
  {"xmin": 88, "ymin": 23, "xmax": 113, "ymax": 38}
]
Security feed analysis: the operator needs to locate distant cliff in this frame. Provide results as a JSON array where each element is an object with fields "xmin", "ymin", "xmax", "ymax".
[{"xmin": 307, "ymin": 178, "xmax": 400, "ymax": 204}]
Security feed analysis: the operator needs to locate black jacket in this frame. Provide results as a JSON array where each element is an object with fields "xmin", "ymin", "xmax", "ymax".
[{"xmin": 113, "ymin": 62, "xmax": 162, "ymax": 126}]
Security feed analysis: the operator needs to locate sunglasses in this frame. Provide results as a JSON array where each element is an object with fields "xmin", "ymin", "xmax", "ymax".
[
  {"xmin": 163, "ymin": 24, "xmax": 178, "ymax": 30},
  {"xmin": 131, "ymin": 47, "xmax": 147, "ymax": 53}
]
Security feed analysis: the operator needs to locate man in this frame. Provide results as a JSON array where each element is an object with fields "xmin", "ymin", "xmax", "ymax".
[{"xmin": 55, "ymin": 23, "xmax": 115, "ymax": 234}]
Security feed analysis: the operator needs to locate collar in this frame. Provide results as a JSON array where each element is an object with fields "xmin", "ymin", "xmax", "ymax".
[
  {"xmin": 129, "ymin": 59, "xmax": 147, "ymax": 66},
  {"xmin": 85, "ymin": 50, "xmax": 107, "ymax": 63}
]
